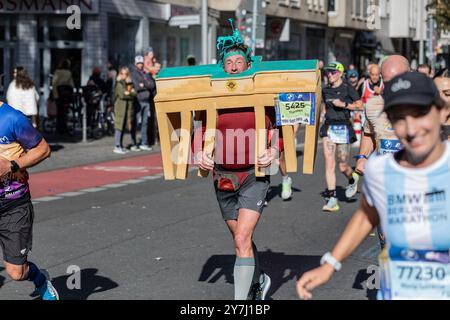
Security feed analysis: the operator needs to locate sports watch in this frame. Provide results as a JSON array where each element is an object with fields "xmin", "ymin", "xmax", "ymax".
[
  {"xmin": 320, "ymin": 252, "xmax": 342, "ymax": 271},
  {"xmin": 10, "ymin": 160, "xmax": 20, "ymax": 173}
]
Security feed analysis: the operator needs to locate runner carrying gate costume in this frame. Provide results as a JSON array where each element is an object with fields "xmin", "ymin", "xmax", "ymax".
[
  {"xmin": 194, "ymin": 21, "xmax": 283, "ymax": 300},
  {"xmin": 0, "ymin": 102, "xmax": 59, "ymax": 300},
  {"xmin": 320, "ymin": 62, "xmax": 363, "ymax": 212},
  {"xmin": 297, "ymin": 72, "xmax": 450, "ymax": 300}
]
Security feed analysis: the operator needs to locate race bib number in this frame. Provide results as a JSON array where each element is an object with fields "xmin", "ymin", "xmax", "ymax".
[
  {"xmin": 275, "ymin": 93, "xmax": 316, "ymax": 126},
  {"xmin": 378, "ymin": 139, "xmax": 402, "ymax": 155},
  {"xmin": 327, "ymin": 125, "xmax": 349, "ymax": 144},
  {"xmin": 379, "ymin": 247, "xmax": 450, "ymax": 300}
]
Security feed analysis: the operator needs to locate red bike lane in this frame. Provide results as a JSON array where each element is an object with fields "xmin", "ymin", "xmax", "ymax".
[{"xmin": 29, "ymin": 153, "xmax": 165, "ymax": 199}]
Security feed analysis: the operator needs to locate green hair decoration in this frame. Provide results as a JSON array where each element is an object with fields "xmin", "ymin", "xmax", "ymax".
[{"xmin": 216, "ymin": 18, "xmax": 253, "ymax": 65}]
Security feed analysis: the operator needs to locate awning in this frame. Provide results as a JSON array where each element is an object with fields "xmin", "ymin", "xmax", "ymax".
[
  {"xmin": 169, "ymin": 15, "xmax": 201, "ymax": 28},
  {"xmin": 377, "ymin": 35, "xmax": 396, "ymax": 54},
  {"xmin": 209, "ymin": 0, "xmax": 241, "ymax": 11}
]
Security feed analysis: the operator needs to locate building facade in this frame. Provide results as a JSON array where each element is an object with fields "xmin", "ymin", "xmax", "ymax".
[
  {"xmin": 2, "ymin": 0, "xmax": 440, "ymax": 102},
  {"xmin": 0, "ymin": 0, "xmax": 206, "ymax": 100},
  {"xmin": 327, "ymin": 0, "xmax": 379, "ymax": 69}
]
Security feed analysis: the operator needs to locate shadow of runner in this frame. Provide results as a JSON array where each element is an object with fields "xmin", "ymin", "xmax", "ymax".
[
  {"xmin": 353, "ymin": 269, "xmax": 378, "ymax": 301},
  {"xmin": 198, "ymin": 250, "xmax": 321, "ymax": 300},
  {"xmin": 0, "ymin": 267, "xmax": 5, "ymax": 289},
  {"xmin": 265, "ymin": 186, "xmax": 302, "ymax": 204},
  {"xmin": 32, "ymin": 268, "xmax": 119, "ymax": 300}
]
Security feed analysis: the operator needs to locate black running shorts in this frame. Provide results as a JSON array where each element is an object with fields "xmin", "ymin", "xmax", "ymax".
[{"xmin": 0, "ymin": 202, "xmax": 34, "ymax": 265}]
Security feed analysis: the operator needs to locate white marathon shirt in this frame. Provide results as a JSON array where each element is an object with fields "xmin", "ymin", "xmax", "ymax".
[{"xmin": 362, "ymin": 141, "xmax": 450, "ymax": 299}]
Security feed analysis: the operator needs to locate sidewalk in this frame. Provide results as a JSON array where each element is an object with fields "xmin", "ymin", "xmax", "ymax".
[{"xmin": 30, "ymin": 134, "xmax": 161, "ymax": 174}]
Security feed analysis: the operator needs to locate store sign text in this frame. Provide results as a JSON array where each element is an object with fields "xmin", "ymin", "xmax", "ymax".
[{"xmin": 0, "ymin": 0, "xmax": 98, "ymax": 14}]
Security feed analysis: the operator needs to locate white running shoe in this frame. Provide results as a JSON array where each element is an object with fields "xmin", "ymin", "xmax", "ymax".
[
  {"xmin": 250, "ymin": 272, "xmax": 271, "ymax": 300},
  {"xmin": 113, "ymin": 147, "xmax": 128, "ymax": 154},
  {"xmin": 345, "ymin": 172, "xmax": 360, "ymax": 199},
  {"xmin": 130, "ymin": 145, "xmax": 141, "ymax": 152},
  {"xmin": 323, "ymin": 197, "xmax": 340, "ymax": 212},
  {"xmin": 139, "ymin": 145, "xmax": 153, "ymax": 151},
  {"xmin": 281, "ymin": 176, "xmax": 293, "ymax": 200}
]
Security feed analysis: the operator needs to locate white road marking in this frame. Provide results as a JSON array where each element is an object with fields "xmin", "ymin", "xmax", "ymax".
[
  {"xmin": 139, "ymin": 176, "xmax": 161, "ymax": 180},
  {"xmin": 80, "ymin": 187, "xmax": 109, "ymax": 193},
  {"xmin": 34, "ymin": 196, "xmax": 63, "ymax": 202},
  {"xmin": 120, "ymin": 179, "xmax": 145, "ymax": 184},
  {"xmin": 102, "ymin": 183, "xmax": 128, "ymax": 188},
  {"xmin": 58, "ymin": 191, "xmax": 86, "ymax": 197}
]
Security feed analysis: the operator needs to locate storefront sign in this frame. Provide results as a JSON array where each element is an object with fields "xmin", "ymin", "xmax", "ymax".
[{"xmin": 0, "ymin": 0, "xmax": 98, "ymax": 14}]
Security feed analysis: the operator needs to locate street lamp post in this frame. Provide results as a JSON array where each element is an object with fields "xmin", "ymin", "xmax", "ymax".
[
  {"xmin": 202, "ymin": 0, "xmax": 208, "ymax": 65},
  {"xmin": 418, "ymin": 0, "xmax": 425, "ymax": 65},
  {"xmin": 428, "ymin": 15, "xmax": 435, "ymax": 72},
  {"xmin": 251, "ymin": 0, "xmax": 258, "ymax": 54}
]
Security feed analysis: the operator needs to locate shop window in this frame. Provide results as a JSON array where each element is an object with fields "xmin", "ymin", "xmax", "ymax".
[
  {"xmin": 108, "ymin": 17, "xmax": 138, "ymax": 68},
  {"xmin": 48, "ymin": 17, "xmax": 83, "ymax": 42},
  {"xmin": 290, "ymin": 0, "xmax": 300, "ymax": 8},
  {"xmin": 0, "ymin": 18, "xmax": 16, "ymax": 41},
  {"xmin": 278, "ymin": 33, "xmax": 301, "ymax": 60},
  {"xmin": 277, "ymin": 0, "xmax": 289, "ymax": 7},
  {"xmin": 9, "ymin": 18, "xmax": 17, "ymax": 42},
  {"xmin": 363, "ymin": 0, "xmax": 369, "ymax": 18},
  {"xmin": 167, "ymin": 37, "xmax": 176, "ymax": 67},
  {"xmin": 328, "ymin": 0, "xmax": 336, "ymax": 12},
  {"xmin": 180, "ymin": 38, "xmax": 189, "ymax": 66}
]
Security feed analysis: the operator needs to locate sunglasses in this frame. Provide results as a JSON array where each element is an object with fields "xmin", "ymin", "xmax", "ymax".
[{"xmin": 325, "ymin": 70, "xmax": 340, "ymax": 75}]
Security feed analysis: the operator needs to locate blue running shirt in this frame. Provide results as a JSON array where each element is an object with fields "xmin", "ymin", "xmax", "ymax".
[{"xmin": 0, "ymin": 103, "xmax": 43, "ymax": 211}]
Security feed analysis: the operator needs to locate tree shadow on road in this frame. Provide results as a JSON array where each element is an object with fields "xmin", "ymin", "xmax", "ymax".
[
  {"xmin": 198, "ymin": 249, "xmax": 321, "ymax": 299},
  {"xmin": 32, "ymin": 268, "xmax": 119, "ymax": 300},
  {"xmin": 352, "ymin": 269, "xmax": 378, "ymax": 300}
]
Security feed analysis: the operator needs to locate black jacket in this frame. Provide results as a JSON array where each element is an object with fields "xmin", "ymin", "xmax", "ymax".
[{"xmin": 131, "ymin": 67, "xmax": 156, "ymax": 103}]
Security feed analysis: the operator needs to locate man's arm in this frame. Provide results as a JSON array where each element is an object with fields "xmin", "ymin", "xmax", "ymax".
[
  {"xmin": 0, "ymin": 138, "xmax": 51, "ymax": 177},
  {"xmin": 355, "ymin": 133, "xmax": 376, "ymax": 175},
  {"xmin": 331, "ymin": 99, "xmax": 363, "ymax": 111},
  {"xmin": 131, "ymin": 70, "xmax": 145, "ymax": 93},
  {"xmin": 15, "ymin": 138, "xmax": 51, "ymax": 169},
  {"xmin": 347, "ymin": 100, "xmax": 363, "ymax": 111},
  {"xmin": 297, "ymin": 195, "xmax": 379, "ymax": 299},
  {"xmin": 330, "ymin": 195, "xmax": 379, "ymax": 262}
]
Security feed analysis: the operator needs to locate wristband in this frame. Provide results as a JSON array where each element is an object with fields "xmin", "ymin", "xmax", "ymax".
[
  {"xmin": 353, "ymin": 154, "xmax": 368, "ymax": 160},
  {"xmin": 10, "ymin": 160, "xmax": 20, "ymax": 173},
  {"xmin": 320, "ymin": 252, "xmax": 342, "ymax": 271}
]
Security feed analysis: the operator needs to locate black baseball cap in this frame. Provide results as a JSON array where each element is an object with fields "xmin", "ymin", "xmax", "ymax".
[{"xmin": 383, "ymin": 71, "xmax": 439, "ymax": 112}]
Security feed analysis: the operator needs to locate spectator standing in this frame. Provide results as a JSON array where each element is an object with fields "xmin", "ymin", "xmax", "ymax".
[
  {"xmin": 52, "ymin": 60, "xmax": 74, "ymax": 135},
  {"xmin": 143, "ymin": 47, "xmax": 160, "ymax": 147},
  {"xmin": 105, "ymin": 61, "xmax": 117, "ymax": 103},
  {"xmin": 6, "ymin": 67, "xmax": 39, "ymax": 128},
  {"xmin": 131, "ymin": 55, "xmax": 155, "ymax": 151},
  {"xmin": 418, "ymin": 63, "xmax": 433, "ymax": 78},
  {"xmin": 113, "ymin": 67, "xmax": 137, "ymax": 154},
  {"xmin": 434, "ymin": 70, "xmax": 450, "ymax": 140},
  {"xmin": 187, "ymin": 55, "xmax": 197, "ymax": 66}
]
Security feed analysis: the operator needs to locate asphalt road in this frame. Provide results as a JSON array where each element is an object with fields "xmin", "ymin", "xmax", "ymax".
[{"xmin": 0, "ymin": 139, "xmax": 380, "ymax": 300}]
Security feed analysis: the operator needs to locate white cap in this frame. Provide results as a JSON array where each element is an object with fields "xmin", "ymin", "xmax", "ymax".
[{"xmin": 135, "ymin": 55, "xmax": 144, "ymax": 65}]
